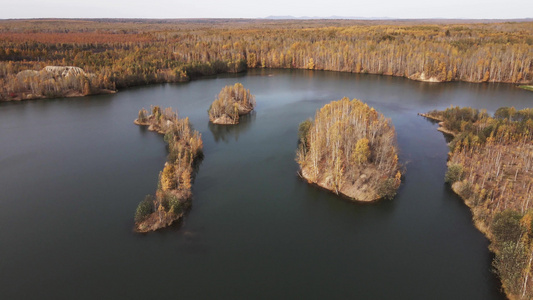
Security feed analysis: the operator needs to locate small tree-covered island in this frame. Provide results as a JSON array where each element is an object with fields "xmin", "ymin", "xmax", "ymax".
[
  {"xmin": 208, "ymin": 83, "xmax": 256, "ymax": 125},
  {"xmin": 296, "ymin": 98, "xmax": 401, "ymax": 202},
  {"xmin": 133, "ymin": 106, "xmax": 203, "ymax": 233},
  {"xmin": 422, "ymin": 106, "xmax": 533, "ymax": 299}
]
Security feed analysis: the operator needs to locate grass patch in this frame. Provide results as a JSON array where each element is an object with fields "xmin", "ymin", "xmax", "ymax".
[{"xmin": 519, "ymin": 85, "xmax": 533, "ymax": 92}]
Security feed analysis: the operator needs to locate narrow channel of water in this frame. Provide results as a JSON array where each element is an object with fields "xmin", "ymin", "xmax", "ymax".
[{"xmin": 1, "ymin": 69, "xmax": 530, "ymax": 299}]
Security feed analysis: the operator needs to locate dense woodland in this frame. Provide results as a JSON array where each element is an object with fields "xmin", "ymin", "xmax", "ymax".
[
  {"xmin": 0, "ymin": 19, "xmax": 532, "ymax": 100},
  {"xmin": 133, "ymin": 106, "xmax": 203, "ymax": 232},
  {"xmin": 296, "ymin": 98, "xmax": 401, "ymax": 201},
  {"xmin": 424, "ymin": 107, "xmax": 533, "ymax": 299},
  {"xmin": 208, "ymin": 83, "xmax": 256, "ymax": 124}
]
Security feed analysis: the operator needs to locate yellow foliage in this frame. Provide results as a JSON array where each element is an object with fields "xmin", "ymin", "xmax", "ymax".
[
  {"xmin": 208, "ymin": 83, "xmax": 255, "ymax": 123},
  {"xmin": 160, "ymin": 164, "xmax": 176, "ymax": 191},
  {"xmin": 307, "ymin": 58, "xmax": 315, "ymax": 70},
  {"xmin": 354, "ymin": 138, "xmax": 370, "ymax": 164},
  {"xmin": 181, "ymin": 169, "xmax": 192, "ymax": 190},
  {"xmin": 297, "ymin": 98, "xmax": 400, "ymax": 199}
]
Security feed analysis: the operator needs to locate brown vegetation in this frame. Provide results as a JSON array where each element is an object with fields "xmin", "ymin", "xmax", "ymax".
[
  {"xmin": 208, "ymin": 83, "xmax": 256, "ymax": 124},
  {"xmin": 296, "ymin": 97, "xmax": 401, "ymax": 201},
  {"xmin": 134, "ymin": 106, "xmax": 203, "ymax": 233},
  {"xmin": 4, "ymin": 65, "xmax": 114, "ymax": 100},
  {"xmin": 0, "ymin": 19, "xmax": 531, "ymax": 101},
  {"xmin": 423, "ymin": 106, "xmax": 533, "ymax": 299}
]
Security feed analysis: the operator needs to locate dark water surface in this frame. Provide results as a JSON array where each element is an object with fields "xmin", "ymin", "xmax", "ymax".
[{"xmin": 1, "ymin": 69, "xmax": 531, "ymax": 299}]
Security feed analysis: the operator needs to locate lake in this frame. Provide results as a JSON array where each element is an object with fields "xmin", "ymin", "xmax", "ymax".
[{"xmin": 1, "ymin": 69, "xmax": 531, "ymax": 299}]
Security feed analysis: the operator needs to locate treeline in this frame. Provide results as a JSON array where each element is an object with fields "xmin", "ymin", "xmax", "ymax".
[
  {"xmin": 0, "ymin": 19, "xmax": 532, "ymax": 101},
  {"xmin": 134, "ymin": 106, "xmax": 203, "ymax": 232},
  {"xmin": 296, "ymin": 98, "xmax": 401, "ymax": 201},
  {"xmin": 4, "ymin": 66, "xmax": 113, "ymax": 100},
  {"xmin": 208, "ymin": 83, "xmax": 256, "ymax": 124},
  {"xmin": 425, "ymin": 106, "xmax": 533, "ymax": 299}
]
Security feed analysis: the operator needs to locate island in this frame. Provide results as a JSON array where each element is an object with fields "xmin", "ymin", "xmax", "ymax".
[
  {"xmin": 133, "ymin": 106, "xmax": 203, "ymax": 233},
  {"xmin": 422, "ymin": 106, "xmax": 533, "ymax": 299},
  {"xmin": 296, "ymin": 97, "xmax": 401, "ymax": 202},
  {"xmin": 208, "ymin": 83, "xmax": 256, "ymax": 124}
]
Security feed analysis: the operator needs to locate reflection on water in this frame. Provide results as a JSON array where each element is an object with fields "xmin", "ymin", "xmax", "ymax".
[{"xmin": 208, "ymin": 111, "xmax": 256, "ymax": 143}]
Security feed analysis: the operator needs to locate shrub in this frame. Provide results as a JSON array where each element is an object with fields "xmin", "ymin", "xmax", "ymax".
[
  {"xmin": 137, "ymin": 108, "xmax": 148, "ymax": 122},
  {"xmin": 298, "ymin": 119, "xmax": 312, "ymax": 146},
  {"xmin": 445, "ymin": 163, "xmax": 463, "ymax": 184},
  {"xmin": 378, "ymin": 178, "xmax": 398, "ymax": 200},
  {"xmin": 458, "ymin": 180, "xmax": 473, "ymax": 199},
  {"xmin": 135, "ymin": 195, "xmax": 153, "ymax": 223},
  {"xmin": 493, "ymin": 241, "xmax": 528, "ymax": 295},
  {"xmin": 168, "ymin": 195, "xmax": 182, "ymax": 214},
  {"xmin": 492, "ymin": 209, "xmax": 524, "ymax": 244},
  {"xmin": 164, "ymin": 130, "xmax": 175, "ymax": 144}
]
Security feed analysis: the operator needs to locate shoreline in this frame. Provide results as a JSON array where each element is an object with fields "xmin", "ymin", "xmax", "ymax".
[
  {"xmin": 450, "ymin": 175, "xmax": 514, "ymax": 298},
  {"xmin": 418, "ymin": 113, "xmax": 457, "ymax": 137},
  {"xmin": 210, "ymin": 115, "xmax": 238, "ymax": 125},
  {"xmin": 298, "ymin": 169, "xmax": 383, "ymax": 203},
  {"xmin": 135, "ymin": 205, "xmax": 188, "ymax": 233},
  {"xmin": 298, "ymin": 169, "xmax": 382, "ymax": 203},
  {"xmin": 2, "ymin": 88, "xmax": 116, "ymax": 102},
  {"xmin": 420, "ymin": 112, "xmax": 492, "ymax": 237},
  {"xmin": 425, "ymin": 114, "xmax": 516, "ymax": 299},
  {"xmin": 451, "ymin": 182, "xmax": 493, "ymax": 241},
  {"xmin": 2, "ymin": 68, "xmax": 530, "ymax": 103}
]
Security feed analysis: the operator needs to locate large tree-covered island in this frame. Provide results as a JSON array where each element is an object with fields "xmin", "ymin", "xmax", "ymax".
[
  {"xmin": 133, "ymin": 106, "xmax": 203, "ymax": 232},
  {"xmin": 208, "ymin": 83, "xmax": 256, "ymax": 125},
  {"xmin": 422, "ymin": 106, "xmax": 533, "ymax": 299},
  {"xmin": 296, "ymin": 98, "xmax": 401, "ymax": 202}
]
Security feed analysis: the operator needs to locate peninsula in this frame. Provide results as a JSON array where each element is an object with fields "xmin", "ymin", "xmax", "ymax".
[
  {"xmin": 208, "ymin": 83, "xmax": 256, "ymax": 124},
  {"xmin": 133, "ymin": 106, "xmax": 203, "ymax": 233},
  {"xmin": 422, "ymin": 106, "xmax": 533, "ymax": 299},
  {"xmin": 296, "ymin": 97, "xmax": 401, "ymax": 202}
]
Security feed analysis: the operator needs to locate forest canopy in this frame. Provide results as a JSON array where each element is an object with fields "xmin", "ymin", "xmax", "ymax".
[
  {"xmin": 297, "ymin": 97, "xmax": 401, "ymax": 201},
  {"xmin": 0, "ymin": 19, "xmax": 531, "ymax": 101}
]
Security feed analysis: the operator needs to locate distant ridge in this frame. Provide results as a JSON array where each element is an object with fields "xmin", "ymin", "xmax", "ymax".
[
  {"xmin": 0, "ymin": 17, "xmax": 531, "ymax": 23},
  {"xmin": 264, "ymin": 16, "xmax": 533, "ymax": 22},
  {"xmin": 264, "ymin": 15, "xmax": 392, "ymax": 20}
]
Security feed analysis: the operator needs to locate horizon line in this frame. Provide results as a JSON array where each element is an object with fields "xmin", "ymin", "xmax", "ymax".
[{"xmin": 1, "ymin": 17, "xmax": 532, "ymax": 21}]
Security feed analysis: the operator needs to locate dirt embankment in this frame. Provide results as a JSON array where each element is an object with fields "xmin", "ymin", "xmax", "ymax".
[
  {"xmin": 211, "ymin": 114, "xmax": 238, "ymax": 125},
  {"xmin": 300, "ymin": 166, "xmax": 381, "ymax": 202},
  {"xmin": 409, "ymin": 72, "xmax": 442, "ymax": 83}
]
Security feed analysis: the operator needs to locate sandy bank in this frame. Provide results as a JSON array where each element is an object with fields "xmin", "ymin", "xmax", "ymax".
[{"xmin": 300, "ymin": 167, "xmax": 381, "ymax": 202}]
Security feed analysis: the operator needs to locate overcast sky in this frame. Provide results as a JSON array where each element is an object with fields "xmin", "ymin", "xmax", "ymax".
[{"xmin": 0, "ymin": 0, "xmax": 531, "ymax": 19}]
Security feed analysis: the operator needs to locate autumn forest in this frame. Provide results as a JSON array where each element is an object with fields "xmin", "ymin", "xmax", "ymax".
[
  {"xmin": 424, "ymin": 107, "xmax": 533, "ymax": 299},
  {"xmin": 2, "ymin": 17, "xmax": 533, "ymax": 300},
  {"xmin": 0, "ymin": 19, "xmax": 531, "ymax": 101}
]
